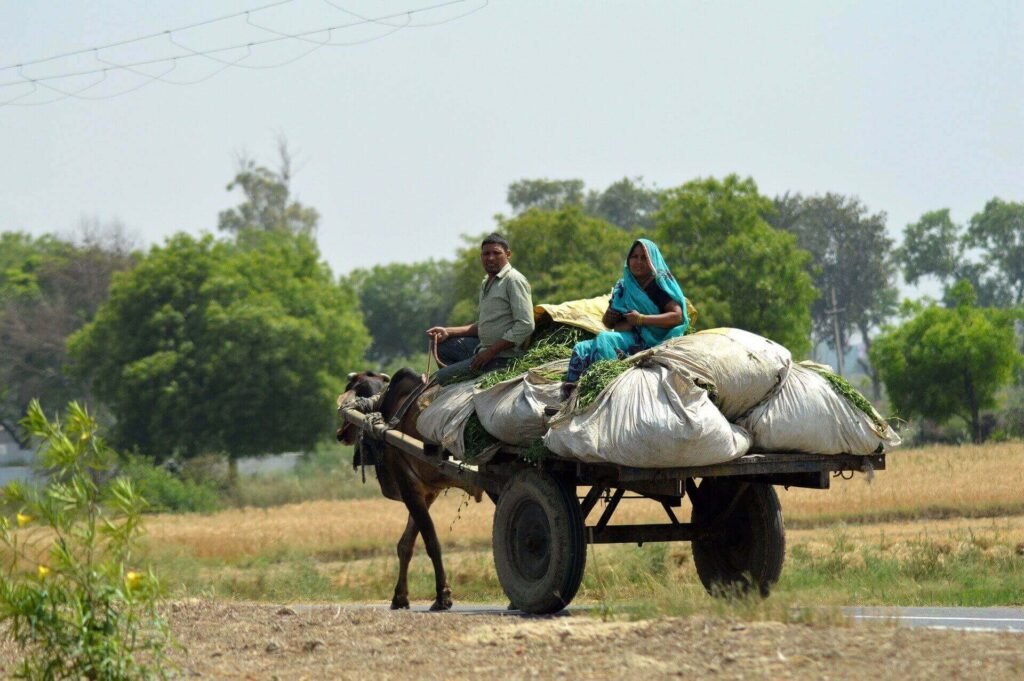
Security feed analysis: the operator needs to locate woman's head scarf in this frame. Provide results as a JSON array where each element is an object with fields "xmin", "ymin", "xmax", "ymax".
[{"xmin": 609, "ymin": 238, "xmax": 689, "ymax": 346}]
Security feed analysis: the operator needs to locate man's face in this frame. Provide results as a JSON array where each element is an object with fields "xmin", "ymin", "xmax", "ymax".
[{"xmin": 480, "ymin": 243, "xmax": 510, "ymax": 275}]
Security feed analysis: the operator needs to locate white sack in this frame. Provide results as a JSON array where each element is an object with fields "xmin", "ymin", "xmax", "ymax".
[
  {"xmin": 737, "ymin": 362, "xmax": 901, "ymax": 455},
  {"xmin": 543, "ymin": 363, "xmax": 752, "ymax": 467},
  {"xmin": 415, "ymin": 380, "xmax": 476, "ymax": 459},
  {"xmin": 649, "ymin": 328, "xmax": 792, "ymax": 420},
  {"xmin": 472, "ymin": 362, "xmax": 566, "ymax": 445}
]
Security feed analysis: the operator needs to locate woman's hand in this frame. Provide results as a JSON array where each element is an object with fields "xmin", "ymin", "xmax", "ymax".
[
  {"xmin": 602, "ymin": 306, "xmax": 624, "ymax": 329},
  {"xmin": 624, "ymin": 310, "xmax": 645, "ymax": 327}
]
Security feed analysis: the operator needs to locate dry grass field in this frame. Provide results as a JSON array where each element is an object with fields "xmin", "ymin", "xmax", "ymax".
[
  {"xmin": 144, "ymin": 442, "xmax": 1024, "ymax": 563},
  {"xmin": 135, "ymin": 442, "xmax": 1024, "ymax": 611}
]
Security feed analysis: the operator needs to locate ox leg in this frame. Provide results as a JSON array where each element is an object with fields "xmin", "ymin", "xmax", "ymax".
[
  {"xmin": 391, "ymin": 515, "xmax": 418, "ymax": 610},
  {"xmin": 398, "ymin": 490, "xmax": 451, "ymax": 611}
]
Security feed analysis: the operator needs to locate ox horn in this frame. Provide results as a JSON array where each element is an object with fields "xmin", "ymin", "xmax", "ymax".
[
  {"xmin": 380, "ymin": 373, "xmax": 391, "ymax": 382},
  {"xmin": 347, "ymin": 372, "xmax": 358, "ymax": 380}
]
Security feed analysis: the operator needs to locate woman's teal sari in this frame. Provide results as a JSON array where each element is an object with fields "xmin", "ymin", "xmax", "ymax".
[
  {"xmin": 565, "ymin": 239, "xmax": 689, "ymax": 383},
  {"xmin": 608, "ymin": 238, "xmax": 689, "ymax": 346}
]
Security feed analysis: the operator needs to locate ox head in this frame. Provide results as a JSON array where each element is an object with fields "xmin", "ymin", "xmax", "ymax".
[{"xmin": 335, "ymin": 371, "xmax": 390, "ymax": 445}]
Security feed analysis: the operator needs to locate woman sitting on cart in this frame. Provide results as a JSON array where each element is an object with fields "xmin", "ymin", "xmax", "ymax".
[{"xmin": 562, "ymin": 238, "xmax": 690, "ymax": 399}]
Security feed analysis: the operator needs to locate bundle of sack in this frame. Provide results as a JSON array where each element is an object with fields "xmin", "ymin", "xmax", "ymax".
[{"xmin": 415, "ymin": 327, "xmax": 901, "ymax": 468}]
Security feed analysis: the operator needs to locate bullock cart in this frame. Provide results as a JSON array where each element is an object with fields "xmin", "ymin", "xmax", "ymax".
[{"xmin": 340, "ymin": 407, "xmax": 884, "ymax": 615}]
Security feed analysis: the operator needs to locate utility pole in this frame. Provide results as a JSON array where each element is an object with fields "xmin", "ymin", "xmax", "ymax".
[{"xmin": 826, "ymin": 286, "xmax": 845, "ymax": 376}]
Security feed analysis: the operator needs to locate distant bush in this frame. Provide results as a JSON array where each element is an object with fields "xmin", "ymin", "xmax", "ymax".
[
  {"xmin": 119, "ymin": 456, "xmax": 222, "ymax": 513},
  {"xmin": 227, "ymin": 442, "xmax": 379, "ymax": 509}
]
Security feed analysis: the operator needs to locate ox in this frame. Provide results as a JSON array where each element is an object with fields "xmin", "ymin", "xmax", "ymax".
[{"xmin": 337, "ymin": 369, "xmax": 482, "ymax": 611}]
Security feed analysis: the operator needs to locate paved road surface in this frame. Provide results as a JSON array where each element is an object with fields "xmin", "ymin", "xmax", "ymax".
[{"xmin": 845, "ymin": 606, "xmax": 1024, "ymax": 633}]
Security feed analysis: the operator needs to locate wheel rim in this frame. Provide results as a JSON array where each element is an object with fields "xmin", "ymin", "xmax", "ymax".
[{"xmin": 509, "ymin": 499, "xmax": 551, "ymax": 581}]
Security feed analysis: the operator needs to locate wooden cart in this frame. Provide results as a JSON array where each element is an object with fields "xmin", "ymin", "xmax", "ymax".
[{"xmin": 341, "ymin": 408, "xmax": 884, "ymax": 615}]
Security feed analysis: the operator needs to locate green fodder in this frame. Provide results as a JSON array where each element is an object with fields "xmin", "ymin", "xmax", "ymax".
[
  {"xmin": 809, "ymin": 366, "xmax": 887, "ymax": 430},
  {"xmin": 462, "ymin": 413, "xmax": 498, "ymax": 463},
  {"xmin": 532, "ymin": 323, "xmax": 593, "ymax": 347},
  {"xmin": 522, "ymin": 438, "xmax": 550, "ymax": 463},
  {"xmin": 439, "ymin": 323, "xmax": 591, "ymax": 388},
  {"xmin": 475, "ymin": 344, "xmax": 573, "ymax": 389},
  {"xmin": 575, "ymin": 358, "xmax": 632, "ymax": 410}
]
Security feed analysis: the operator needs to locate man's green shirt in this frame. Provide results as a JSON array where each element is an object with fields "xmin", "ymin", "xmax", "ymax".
[{"xmin": 477, "ymin": 263, "xmax": 535, "ymax": 358}]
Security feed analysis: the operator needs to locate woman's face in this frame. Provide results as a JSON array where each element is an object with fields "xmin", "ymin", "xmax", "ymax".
[{"xmin": 628, "ymin": 243, "xmax": 652, "ymax": 280}]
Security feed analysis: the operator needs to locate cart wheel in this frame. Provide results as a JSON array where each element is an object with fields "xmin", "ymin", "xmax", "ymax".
[
  {"xmin": 690, "ymin": 479, "xmax": 785, "ymax": 598},
  {"xmin": 492, "ymin": 469, "xmax": 586, "ymax": 614}
]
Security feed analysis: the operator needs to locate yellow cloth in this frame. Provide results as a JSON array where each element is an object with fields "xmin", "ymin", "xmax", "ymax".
[
  {"xmin": 534, "ymin": 295, "xmax": 612, "ymax": 335},
  {"xmin": 535, "ymin": 294, "xmax": 698, "ymax": 335}
]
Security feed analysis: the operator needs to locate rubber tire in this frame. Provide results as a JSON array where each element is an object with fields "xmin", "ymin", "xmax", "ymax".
[
  {"xmin": 690, "ymin": 479, "xmax": 785, "ymax": 598},
  {"xmin": 492, "ymin": 469, "xmax": 586, "ymax": 614}
]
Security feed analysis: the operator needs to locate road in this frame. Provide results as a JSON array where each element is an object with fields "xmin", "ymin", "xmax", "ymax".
[{"xmin": 845, "ymin": 606, "xmax": 1024, "ymax": 633}]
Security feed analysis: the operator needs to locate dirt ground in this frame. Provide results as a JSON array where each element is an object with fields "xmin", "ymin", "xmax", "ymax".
[{"xmin": 6, "ymin": 599, "xmax": 1016, "ymax": 680}]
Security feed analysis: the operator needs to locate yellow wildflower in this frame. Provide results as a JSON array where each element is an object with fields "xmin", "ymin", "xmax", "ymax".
[
  {"xmin": 125, "ymin": 571, "xmax": 143, "ymax": 589},
  {"xmin": 37, "ymin": 565, "xmax": 50, "ymax": 580},
  {"xmin": 16, "ymin": 513, "xmax": 31, "ymax": 527}
]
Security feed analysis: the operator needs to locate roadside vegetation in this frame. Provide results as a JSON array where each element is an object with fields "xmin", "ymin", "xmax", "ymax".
[
  {"xmin": 124, "ymin": 441, "xmax": 378, "ymax": 513},
  {"xmin": 134, "ymin": 442, "xmax": 1024, "ymax": 615}
]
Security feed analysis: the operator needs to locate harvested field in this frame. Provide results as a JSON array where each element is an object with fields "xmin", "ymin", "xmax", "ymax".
[
  {"xmin": 143, "ymin": 442, "xmax": 1024, "ymax": 562},
  {"xmin": 4, "ymin": 600, "xmax": 1021, "ymax": 680}
]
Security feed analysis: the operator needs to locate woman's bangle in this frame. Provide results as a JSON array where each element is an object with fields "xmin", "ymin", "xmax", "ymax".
[{"xmin": 637, "ymin": 314, "xmax": 645, "ymax": 326}]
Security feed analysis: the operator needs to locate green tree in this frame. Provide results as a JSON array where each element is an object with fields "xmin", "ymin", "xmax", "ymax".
[
  {"xmin": 506, "ymin": 178, "xmax": 585, "ymax": 214},
  {"xmin": 965, "ymin": 198, "xmax": 1024, "ymax": 306},
  {"xmin": 449, "ymin": 207, "xmax": 634, "ymax": 324},
  {"xmin": 770, "ymin": 192, "xmax": 899, "ymax": 395},
  {"xmin": 506, "ymin": 176, "xmax": 661, "ymax": 231},
  {"xmin": 898, "ymin": 209, "xmax": 962, "ymax": 287},
  {"xmin": 217, "ymin": 141, "xmax": 319, "ymax": 239},
  {"xmin": 583, "ymin": 176, "xmax": 661, "ymax": 231},
  {"xmin": 870, "ymin": 282, "xmax": 1021, "ymax": 443},
  {"xmin": 655, "ymin": 175, "xmax": 817, "ymax": 355},
  {"xmin": 0, "ymin": 232, "xmax": 69, "ymax": 302},
  {"xmin": 350, "ymin": 260, "xmax": 456, "ymax": 362},
  {"xmin": 0, "ymin": 226, "xmax": 136, "ymax": 440},
  {"xmin": 68, "ymin": 231, "xmax": 369, "ymax": 462},
  {"xmin": 898, "ymin": 199, "xmax": 1024, "ymax": 308}
]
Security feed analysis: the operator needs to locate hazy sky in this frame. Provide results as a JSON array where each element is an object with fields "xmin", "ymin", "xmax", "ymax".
[{"xmin": 2, "ymin": 1, "xmax": 1021, "ymax": 279}]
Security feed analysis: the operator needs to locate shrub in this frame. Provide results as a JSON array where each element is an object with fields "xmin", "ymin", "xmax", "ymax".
[
  {"xmin": 119, "ymin": 457, "xmax": 221, "ymax": 514},
  {"xmin": 0, "ymin": 401, "xmax": 173, "ymax": 680}
]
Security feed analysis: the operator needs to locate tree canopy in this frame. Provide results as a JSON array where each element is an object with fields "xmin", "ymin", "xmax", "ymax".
[
  {"xmin": 654, "ymin": 175, "xmax": 817, "ymax": 355},
  {"xmin": 217, "ymin": 143, "xmax": 319, "ymax": 239},
  {"xmin": 770, "ymin": 192, "xmax": 898, "ymax": 392},
  {"xmin": 506, "ymin": 176, "xmax": 661, "ymax": 231},
  {"xmin": 506, "ymin": 179, "xmax": 585, "ymax": 214},
  {"xmin": 898, "ymin": 199, "xmax": 1024, "ymax": 308},
  {"xmin": 965, "ymin": 198, "xmax": 1024, "ymax": 307},
  {"xmin": 350, "ymin": 260, "xmax": 456, "ymax": 362},
  {"xmin": 0, "ymin": 227, "xmax": 136, "ymax": 440},
  {"xmin": 69, "ymin": 232, "xmax": 369, "ymax": 460},
  {"xmin": 870, "ymin": 282, "xmax": 1021, "ymax": 443}
]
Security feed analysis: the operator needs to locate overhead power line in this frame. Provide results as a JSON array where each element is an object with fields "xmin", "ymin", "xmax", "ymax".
[
  {"xmin": 0, "ymin": 0, "xmax": 294, "ymax": 73},
  {"xmin": 0, "ymin": 0, "xmax": 487, "ymax": 106}
]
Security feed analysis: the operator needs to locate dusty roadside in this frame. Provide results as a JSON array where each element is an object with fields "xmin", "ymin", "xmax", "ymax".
[{"xmin": 6, "ymin": 600, "xmax": 1015, "ymax": 680}]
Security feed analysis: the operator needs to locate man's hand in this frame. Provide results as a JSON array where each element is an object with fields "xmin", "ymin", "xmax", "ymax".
[
  {"xmin": 470, "ymin": 347, "xmax": 497, "ymax": 371},
  {"xmin": 426, "ymin": 326, "xmax": 449, "ymax": 344}
]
